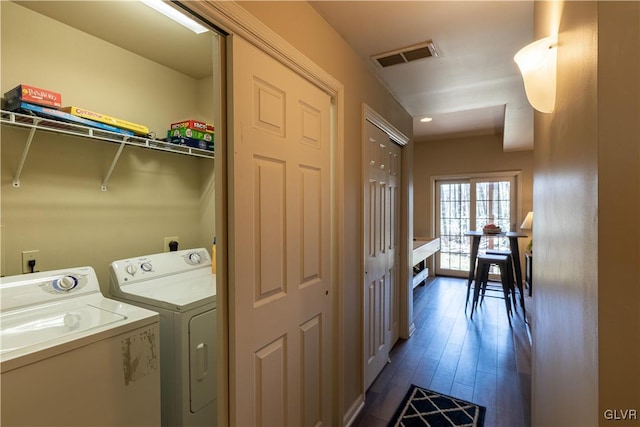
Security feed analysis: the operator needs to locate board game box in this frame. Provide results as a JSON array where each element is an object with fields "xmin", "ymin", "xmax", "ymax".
[
  {"xmin": 168, "ymin": 128, "xmax": 214, "ymax": 142},
  {"xmin": 62, "ymin": 106, "xmax": 149, "ymax": 135},
  {"xmin": 4, "ymin": 84, "xmax": 62, "ymax": 109},
  {"xmin": 169, "ymin": 136, "xmax": 214, "ymax": 151},
  {"xmin": 9, "ymin": 102, "xmax": 134, "ymax": 136},
  {"xmin": 170, "ymin": 119, "xmax": 214, "ymax": 133}
]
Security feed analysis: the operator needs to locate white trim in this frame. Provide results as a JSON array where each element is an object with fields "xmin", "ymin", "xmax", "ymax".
[
  {"xmin": 343, "ymin": 395, "xmax": 365, "ymax": 427},
  {"xmin": 430, "ymin": 170, "xmax": 522, "ymax": 182},
  {"xmin": 186, "ymin": 1, "xmax": 342, "ymax": 95},
  {"xmin": 181, "ymin": 1, "xmax": 346, "ymax": 425},
  {"xmin": 363, "ymin": 104, "xmax": 410, "ymax": 146}
]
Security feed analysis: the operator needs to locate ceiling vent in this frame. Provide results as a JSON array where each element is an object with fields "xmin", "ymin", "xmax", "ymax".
[{"xmin": 372, "ymin": 40, "xmax": 439, "ymax": 68}]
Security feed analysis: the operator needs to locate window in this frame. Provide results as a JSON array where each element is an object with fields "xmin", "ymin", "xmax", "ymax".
[{"xmin": 435, "ymin": 173, "xmax": 519, "ymax": 277}]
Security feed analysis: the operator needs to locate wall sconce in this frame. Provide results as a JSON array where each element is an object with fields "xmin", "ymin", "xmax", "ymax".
[{"xmin": 514, "ymin": 35, "xmax": 558, "ymax": 113}]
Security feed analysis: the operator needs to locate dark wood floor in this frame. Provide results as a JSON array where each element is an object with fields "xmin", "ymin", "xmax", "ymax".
[{"xmin": 352, "ymin": 276, "xmax": 531, "ymax": 427}]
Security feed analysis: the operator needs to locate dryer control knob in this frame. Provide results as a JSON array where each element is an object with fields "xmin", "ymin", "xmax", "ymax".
[
  {"xmin": 141, "ymin": 262, "xmax": 153, "ymax": 272},
  {"xmin": 126, "ymin": 264, "xmax": 138, "ymax": 276},
  {"xmin": 56, "ymin": 275, "xmax": 77, "ymax": 291},
  {"xmin": 187, "ymin": 252, "xmax": 202, "ymax": 265}
]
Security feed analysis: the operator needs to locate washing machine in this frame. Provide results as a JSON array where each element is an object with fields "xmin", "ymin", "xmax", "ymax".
[
  {"xmin": 107, "ymin": 248, "xmax": 217, "ymax": 427},
  {"xmin": 0, "ymin": 266, "xmax": 161, "ymax": 427}
]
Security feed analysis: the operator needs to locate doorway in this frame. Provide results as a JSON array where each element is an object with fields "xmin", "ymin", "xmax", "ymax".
[
  {"xmin": 361, "ymin": 106, "xmax": 410, "ymax": 392},
  {"xmin": 363, "ymin": 119, "xmax": 401, "ymax": 389},
  {"xmin": 434, "ymin": 173, "xmax": 519, "ymax": 277}
]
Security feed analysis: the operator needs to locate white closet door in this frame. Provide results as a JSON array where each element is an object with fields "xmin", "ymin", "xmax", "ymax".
[
  {"xmin": 229, "ymin": 36, "xmax": 332, "ymax": 427},
  {"xmin": 364, "ymin": 120, "xmax": 401, "ymax": 390}
]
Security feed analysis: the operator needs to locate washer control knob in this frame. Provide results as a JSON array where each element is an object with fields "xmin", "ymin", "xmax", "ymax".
[
  {"xmin": 187, "ymin": 252, "xmax": 202, "ymax": 265},
  {"xmin": 141, "ymin": 262, "xmax": 153, "ymax": 272},
  {"xmin": 55, "ymin": 275, "xmax": 78, "ymax": 291},
  {"xmin": 126, "ymin": 264, "xmax": 138, "ymax": 276}
]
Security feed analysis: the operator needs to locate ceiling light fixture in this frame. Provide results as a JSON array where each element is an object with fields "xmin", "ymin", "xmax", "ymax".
[
  {"xmin": 140, "ymin": 0, "xmax": 209, "ymax": 34},
  {"xmin": 420, "ymin": 117, "xmax": 433, "ymax": 123},
  {"xmin": 514, "ymin": 35, "xmax": 558, "ymax": 113}
]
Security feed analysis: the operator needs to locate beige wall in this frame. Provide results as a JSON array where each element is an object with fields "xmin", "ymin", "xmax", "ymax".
[
  {"xmin": 1, "ymin": 2, "xmax": 216, "ymax": 287},
  {"xmin": 532, "ymin": 2, "xmax": 640, "ymax": 426},
  {"xmin": 413, "ymin": 133, "xmax": 534, "ymax": 239},
  {"xmin": 237, "ymin": 1, "xmax": 413, "ymax": 422},
  {"xmin": 597, "ymin": 3, "xmax": 640, "ymax": 422}
]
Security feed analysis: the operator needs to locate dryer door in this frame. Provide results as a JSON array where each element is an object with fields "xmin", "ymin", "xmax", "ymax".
[{"xmin": 189, "ymin": 308, "xmax": 216, "ymax": 413}]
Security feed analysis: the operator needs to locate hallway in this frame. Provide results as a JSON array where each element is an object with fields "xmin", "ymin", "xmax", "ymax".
[{"xmin": 353, "ymin": 276, "xmax": 531, "ymax": 427}]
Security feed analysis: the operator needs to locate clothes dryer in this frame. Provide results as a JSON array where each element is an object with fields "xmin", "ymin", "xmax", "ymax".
[
  {"xmin": 0, "ymin": 266, "xmax": 161, "ymax": 427},
  {"xmin": 108, "ymin": 248, "xmax": 216, "ymax": 427}
]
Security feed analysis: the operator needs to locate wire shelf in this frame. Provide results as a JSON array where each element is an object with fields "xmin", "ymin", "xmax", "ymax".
[
  {"xmin": 1, "ymin": 109, "xmax": 214, "ymax": 190},
  {"xmin": 0, "ymin": 110, "xmax": 215, "ymax": 159}
]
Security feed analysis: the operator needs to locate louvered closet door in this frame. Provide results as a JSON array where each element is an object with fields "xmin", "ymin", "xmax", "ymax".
[
  {"xmin": 230, "ymin": 36, "xmax": 332, "ymax": 427},
  {"xmin": 364, "ymin": 120, "xmax": 401, "ymax": 390}
]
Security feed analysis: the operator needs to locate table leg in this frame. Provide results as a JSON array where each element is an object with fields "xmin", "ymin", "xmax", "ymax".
[
  {"xmin": 468, "ymin": 235, "xmax": 481, "ymax": 286},
  {"xmin": 508, "ymin": 236, "xmax": 526, "ymax": 315},
  {"xmin": 465, "ymin": 235, "xmax": 481, "ymax": 312}
]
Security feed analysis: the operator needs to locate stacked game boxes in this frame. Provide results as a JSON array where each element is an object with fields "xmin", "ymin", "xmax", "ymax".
[
  {"xmin": 168, "ymin": 119, "xmax": 214, "ymax": 151},
  {"xmin": 3, "ymin": 84, "xmax": 134, "ymax": 136}
]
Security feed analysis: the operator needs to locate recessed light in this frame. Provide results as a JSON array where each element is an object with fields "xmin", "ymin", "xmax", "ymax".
[{"xmin": 420, "ymin": 117, "xmax": 433, "ymax": 123}]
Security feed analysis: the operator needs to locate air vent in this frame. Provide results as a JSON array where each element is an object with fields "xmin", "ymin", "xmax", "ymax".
[{"xmin": 372, "ymin": 40, "xmax": 439, "ymax": 68}]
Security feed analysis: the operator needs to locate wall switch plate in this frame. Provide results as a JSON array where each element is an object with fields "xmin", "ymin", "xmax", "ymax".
[
  {"xmin": 22, "ymin": 250, "xmax": 39, "ymax": 273},
  {"xmin": 164, "ymin": 236, "xmax": 179, "ymax": 252}
]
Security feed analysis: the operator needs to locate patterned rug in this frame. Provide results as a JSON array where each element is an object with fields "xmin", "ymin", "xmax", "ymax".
[{"xmin": 388, "ymin": 384, "xmax": 486, "ymax": 427}]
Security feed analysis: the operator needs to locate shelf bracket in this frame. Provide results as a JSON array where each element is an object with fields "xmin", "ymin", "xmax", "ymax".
[
  {"xmin": 12, "ymin": 121, "xmax": 40, "ymax": 188},
  {"xmin": 101, "ymin": 141, "xmax": 127, "ymax": 191}
]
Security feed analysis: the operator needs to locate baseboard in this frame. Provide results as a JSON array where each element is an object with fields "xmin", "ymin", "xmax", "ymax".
[
  {"xmin": 525, "ymin": 314, "xmax": 533, "ymax": 346},
  {"xmin": 408, "ymin": 321, "xmax": 416, "ymax": 338},
  {"xmin": 343, "ymin": 394, "xmax": 365, "ymax": 427}
]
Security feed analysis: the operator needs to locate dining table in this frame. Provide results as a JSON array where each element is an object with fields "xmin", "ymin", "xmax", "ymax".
[{"xmin": 465, "ymin": 230, "xmax": 528, "ymax": 310}]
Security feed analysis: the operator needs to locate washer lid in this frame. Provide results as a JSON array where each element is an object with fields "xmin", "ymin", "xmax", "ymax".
[
  {"xmin": 1, "ymin": 300, "xmax": 125, "ymax": 359},
  {"xmin": 0, "ymin": 266, "xmax": 100, "ymax": 312},
  {"xmin": 116, "ymin": 272, "xmax": 216, "ymax": 310}
]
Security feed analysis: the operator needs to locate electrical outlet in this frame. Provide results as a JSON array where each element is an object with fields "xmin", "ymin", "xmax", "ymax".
[
  {"xmin": 164, "ymin": 236, "xmax": 179, "ymax": 252},
  {"xmin": 22, "ymin": 250, "xmax": 39, "ymax": 274}
]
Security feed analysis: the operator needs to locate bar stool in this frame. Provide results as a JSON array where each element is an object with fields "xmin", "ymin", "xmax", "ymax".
[
  {"xmin": 470, "ymin": 253, "xmax": 513, "ymax": 325},
  {"xmin": 486, "ymin": 249, "xmax": 526, "ymax": 317},
  {"xmin": 465, "ymin": 253, "xmax": 495, "ymax": 312},
  {"xmin": 464, "ymin": 252, "xmax": 512, "ymax": 311}
]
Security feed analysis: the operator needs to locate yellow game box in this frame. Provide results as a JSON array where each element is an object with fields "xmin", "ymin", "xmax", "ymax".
[{"xmin": 61, "ymin": 106, "xmax": 149, "ymax": 135}]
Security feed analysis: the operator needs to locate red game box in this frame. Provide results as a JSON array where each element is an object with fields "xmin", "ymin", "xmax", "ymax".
[
  {"xmin": 4, "ymin": 84, "xmax": 62, "ymax": 109},
  {"xmin": 170, "ymin": 119, "xmax": 214, "ymax": 133}
]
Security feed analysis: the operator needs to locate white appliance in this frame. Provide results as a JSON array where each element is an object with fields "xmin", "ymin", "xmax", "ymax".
[
  {"xmin": 108, "ymin": 248, "xmax": 217, "ymax": 427},
  {"xmin": 0, "ymin": 266, "xmax": 161, "ymax": 427}
]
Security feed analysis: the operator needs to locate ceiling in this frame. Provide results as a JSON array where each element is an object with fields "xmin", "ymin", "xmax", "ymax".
[
  {"xmin": 13, "ymin": 1, "xmax": 535, "ymax": 151},
  {"xmin": 13, "ymin": 1, "xmax": 215, "ymax": 80},
  {"xmin": 310, "ymin": 1, "xmax": 535, "ymax": 150}
]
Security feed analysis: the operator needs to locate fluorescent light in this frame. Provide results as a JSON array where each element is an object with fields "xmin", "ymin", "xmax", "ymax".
[
  {"xmin": 140, "ymin": 0, "xmax": 209, "ymax": 34},
  {"xmin": 420, "ymin": 117, "xmax": 433, "ymax": 123}
]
